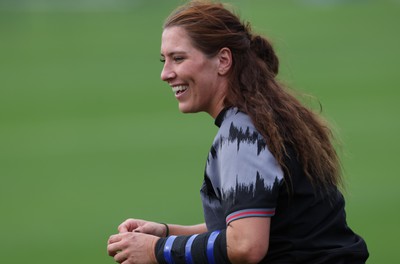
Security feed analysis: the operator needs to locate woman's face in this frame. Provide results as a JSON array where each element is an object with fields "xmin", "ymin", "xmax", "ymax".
[{"xmin": 160, "ymin": 26, "xmax": 227, "ymax": 118}]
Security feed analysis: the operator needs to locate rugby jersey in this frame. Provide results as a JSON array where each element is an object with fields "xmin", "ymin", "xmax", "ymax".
[{"xmin": 201, "ymin": 107, "xmax": 369, "ymax": 263}]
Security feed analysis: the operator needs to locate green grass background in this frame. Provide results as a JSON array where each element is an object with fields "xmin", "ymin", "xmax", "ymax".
[{"xmin": 0, "ymin": 0, "xmax": 398, "ymax": 263}]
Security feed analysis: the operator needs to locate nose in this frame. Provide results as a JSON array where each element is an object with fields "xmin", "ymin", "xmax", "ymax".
[{"xmin": 160, "ymin": 62, "xmax": 176, "ymax": 82}]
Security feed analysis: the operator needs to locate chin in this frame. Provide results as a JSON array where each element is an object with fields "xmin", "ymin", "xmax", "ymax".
[{"xmin": 178, "ymin": 104, "xmax": 199, "ymax": 114}]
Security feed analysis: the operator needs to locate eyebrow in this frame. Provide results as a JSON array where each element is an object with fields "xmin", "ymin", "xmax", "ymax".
[{"xmin": 160, "ymin": 51, "xmax": 187, "ymax": 57}]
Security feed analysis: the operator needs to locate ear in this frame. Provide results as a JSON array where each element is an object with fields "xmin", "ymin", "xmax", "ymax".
[{"xmin": 217, "ymin": 47, "xmax": 232, "ymax": 76}]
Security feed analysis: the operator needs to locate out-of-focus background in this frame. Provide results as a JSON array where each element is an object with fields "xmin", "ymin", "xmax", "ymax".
[{"xmin": 0, "ymin": 0, "xmax": 398, "ymax": 263}]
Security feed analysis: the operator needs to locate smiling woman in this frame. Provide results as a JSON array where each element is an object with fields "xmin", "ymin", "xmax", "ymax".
[
  {"xmin": 160, "ymin": 26, "xmax": 229, "ymax": 117},
  {"xmin": 107, "ymin": 1, "xmax": 369, "ymax": 263}
]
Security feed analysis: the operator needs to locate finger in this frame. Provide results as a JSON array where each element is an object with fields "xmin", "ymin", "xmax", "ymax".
[
  {"xmin": 108, "ymin": 234, "xmax": 122, "ymax": 245},
  {"xmin": 118, "ymin": 224, "xmax": 129, "ymax": 233},
  {"xmin": 107, "ymin": 241, "xmax": 121, "ymax": 257},
  {"xmin": 118, "ymin": 219, "xmax": 138, "ymax": 233},
  {"xmin": 114, "ymin": 250, "xmax": 127, "ymax": 263}
]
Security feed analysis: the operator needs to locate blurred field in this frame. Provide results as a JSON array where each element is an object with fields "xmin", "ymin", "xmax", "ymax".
[{"xmin": 0, "ymin": 0, "xmax": 399, "ymax": 263}]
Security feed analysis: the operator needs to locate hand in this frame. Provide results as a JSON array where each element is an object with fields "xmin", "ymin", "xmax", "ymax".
[
  {"xmin": 118, "ymin": 219, "xmax": 167, "ymax": 237},
  {"xmin": 107, "ymin": 232, "xmax": 159, "ymax": 264}
]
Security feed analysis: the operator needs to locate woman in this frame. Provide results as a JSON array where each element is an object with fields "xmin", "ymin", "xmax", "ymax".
[{"xmin": 107, "ymin": 1, "xmax": 369, "ymax": 263}]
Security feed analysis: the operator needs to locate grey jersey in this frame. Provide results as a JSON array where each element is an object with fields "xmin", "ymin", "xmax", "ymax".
[{"xmin": 201, "ymin": 107, "xmax": 284, "ymax": 231}]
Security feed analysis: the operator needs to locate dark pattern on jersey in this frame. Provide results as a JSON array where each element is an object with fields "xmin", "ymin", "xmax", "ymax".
[
  {"xmin": 228, "ymin": 122, "xmax": 267, "ymax": 155},
  {"xmin": 208, "ymin": 122, "xmax": 266, "ymax": 162},
  {"xmin": 224, "ymin": 172, "xmax": 281, "ymax": 205}
]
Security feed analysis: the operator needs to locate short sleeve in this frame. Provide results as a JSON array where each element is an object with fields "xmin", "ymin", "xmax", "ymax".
[{"xmin": 217, "ymin": 121, "xmax": 284, "ymax": 225}]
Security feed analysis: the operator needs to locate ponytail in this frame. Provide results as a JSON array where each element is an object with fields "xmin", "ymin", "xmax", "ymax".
[{"xmin": 250, "ymin": 35, "xmax": 279, "ymax": 76}]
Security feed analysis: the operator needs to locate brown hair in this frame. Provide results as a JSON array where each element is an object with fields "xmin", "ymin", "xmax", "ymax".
[{"xmin": 163, "ymin": 0, "xmax": 343, "ymax": 191}]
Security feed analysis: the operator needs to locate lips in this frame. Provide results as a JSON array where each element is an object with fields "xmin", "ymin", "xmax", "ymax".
[{"xmin": 172, "ymin": 85, "xmax": 189, "ymax": 96}]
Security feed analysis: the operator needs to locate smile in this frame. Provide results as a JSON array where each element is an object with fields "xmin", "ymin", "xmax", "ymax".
[{"xmin": 172, "ymin": 85, "xmax": 189, "ymax": 96}]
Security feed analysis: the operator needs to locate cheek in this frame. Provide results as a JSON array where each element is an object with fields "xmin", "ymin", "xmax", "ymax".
[{"xmin": 185, "ymin": 60, "xmax": 217, "ymax": 86}]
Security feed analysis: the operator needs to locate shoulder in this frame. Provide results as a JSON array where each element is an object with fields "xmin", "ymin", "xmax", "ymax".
[
  {"xmin": 217, "ymin": 108, "xmax": 259, "ymax": 141},
  {"xmin": 219, "ymin": 108, "xmax": 255, "ymax": 130},
  {"xmin": 211, "ymin": 108, "xmax": 271, "ymax": 158},
  {"xmin": 211, "ymin": 108, "xmax": 283, "ymax": 181}
]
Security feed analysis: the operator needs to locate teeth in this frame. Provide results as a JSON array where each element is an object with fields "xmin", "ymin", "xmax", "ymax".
[{"xmin": 172, "ymin": 85, "xmax": 188, "ymax": 94}]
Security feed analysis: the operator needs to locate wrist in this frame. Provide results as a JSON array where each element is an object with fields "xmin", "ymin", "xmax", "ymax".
[
  {"xmin": 160, "ymin": 223, "xmax": 169, "ymax": 237},
  {"xmin": 150, "ymin": 236, "xmax": 160, "ymax": 264}
]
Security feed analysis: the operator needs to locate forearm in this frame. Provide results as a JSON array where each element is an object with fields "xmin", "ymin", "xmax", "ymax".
[
  {"xmin": 167, "ymin": 223, "xmax": 207, "ymax": 236},
  {"xmin": 154, "ymin": 229, "xmax": 230, "ymax": 264},
  {"xmin": 154, "ymin": 218, "xmax": 270, "ymax": 264}
]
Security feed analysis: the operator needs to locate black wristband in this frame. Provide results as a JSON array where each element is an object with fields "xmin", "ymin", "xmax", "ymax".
[
  {"xmin": 212, "ymin": 229, "xmax": 230, "ymax": 264},
  {"xmin": 155, "ymin": 237, "xmax": 168, "ymax": 264},
  {"xmin": 154, "ymin": 229, "xmax": 231, "ymax": 264}
]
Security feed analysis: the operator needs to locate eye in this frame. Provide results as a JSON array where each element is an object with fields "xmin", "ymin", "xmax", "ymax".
[
  {"xmin": 160, "ymin": 58, "xmax": 166, "ymax": 63},
  {"xmin": 173, "ymin": 56, "xmax": 184, "ymax": 62}
]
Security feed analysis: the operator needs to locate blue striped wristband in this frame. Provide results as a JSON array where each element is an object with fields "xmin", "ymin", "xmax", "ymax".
[
  {"xmin": 206, "ymin": 230, "xmax": 221, "ymax": 264},
  {"xmin": 163, "ymin": 235, "xmax": 177, "ymax": 264},
  {"xmin": 184, "ymin": 234, "xmax": 198, "ymax": 264}
]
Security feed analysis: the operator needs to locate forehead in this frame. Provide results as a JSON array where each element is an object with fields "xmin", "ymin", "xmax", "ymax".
[{"xmin": 161, "ymin": 26, "xmax": 195, "ymax": 55}]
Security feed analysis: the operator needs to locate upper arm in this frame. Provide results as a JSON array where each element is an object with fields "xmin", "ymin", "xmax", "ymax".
[{"xmin": 227, "ymin": 217, "xmax": 271, "ymax": 264}]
